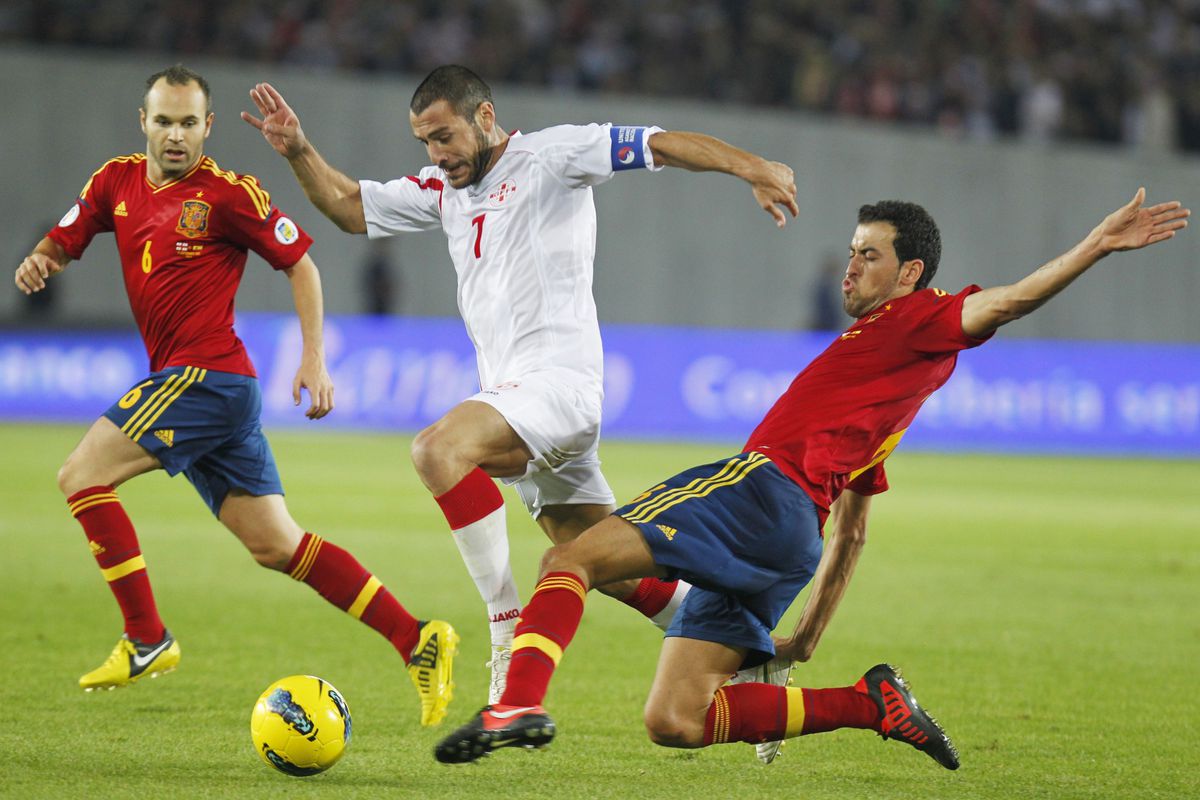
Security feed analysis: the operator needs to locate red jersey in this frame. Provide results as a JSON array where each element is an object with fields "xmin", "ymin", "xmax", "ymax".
[
  {"xmin": 47, "ymin": 154, "xmax": 312, "ymax": 376},
  {"xmin": 744, "ymin": 286, "xmax": 991, "ymax": 518}
]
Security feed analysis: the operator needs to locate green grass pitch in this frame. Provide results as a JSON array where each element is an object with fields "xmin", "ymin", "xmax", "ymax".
[{"xmin": 1, "ymin": 422, "xmax": 1196, "ymax": 799}]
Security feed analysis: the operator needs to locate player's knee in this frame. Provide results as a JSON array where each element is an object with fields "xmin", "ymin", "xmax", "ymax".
[
  {"xmin": 410, "ymin": 425, "xmax": 448, "ymax": 479},
  {"xmin": 56, "ymin": 455, "xmax": 88, "ymax": 497},
  {"xmin": 247, "ymin": 540, "xmax": 293, "ymax": 571},
  {"xmin": 538, "ymin": 542, "xmax": 587, "ymax": 584},
  {"xmin": 643, "ymin": 706, "xmax": 704, "ymax": 748}
]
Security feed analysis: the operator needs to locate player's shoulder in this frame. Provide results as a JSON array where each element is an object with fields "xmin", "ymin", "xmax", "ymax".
[
  {"xmin": 193, "ymin": 156, "xmax": 273, "ymax": 218},
  {"xmin": 193, "ymin": 156, "xmax": 265, "ymax": 188},
  {"xmin": 908, "ymin": 286, "xmax": 966, "ymax": 307},
  {"xmin": 80, "ymin": 153, "xmax": 145, "ymax": 196},
  {"xmin": 509, "ymin": 123, "xmax": 607, "ymax": 153},
  {"xmin": 91, "ymin": 153, "xmax": 146, "ymax": 175}
]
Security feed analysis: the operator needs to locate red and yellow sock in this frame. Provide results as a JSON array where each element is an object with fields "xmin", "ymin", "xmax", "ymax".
[
  {"xmin": 499, "ymin": 571, "xmax": 588, "ymax": 707},
  {"xmin": 703, "ymin": 683, "xmax": 880, "ymax": 744},
  {"xmin": 286, "ymin": 532, "xmax": 420, "ymax": 661},
  {"xmin": 68, "ymin": 485, "xmax": 165, "ymax": 644}
]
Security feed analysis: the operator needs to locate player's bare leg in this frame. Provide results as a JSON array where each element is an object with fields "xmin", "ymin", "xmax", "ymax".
[
  {"xmin": 59, "ymin": 418, "xmax": 177, "ymax": 690},
  {"xmin": 58, "ymin": 417, "xmax": 161, "ymax": 495},
  {"xmin": 645, "ymin": 637, "xmax": 959, "ymax": 768},
  {"xmin": 411, "ymin": 400, "xmax": 532, "ymax": 702},
  {"xmin": 539, "ymin": 503, "xmax": 690, "ymax": 628},
  {"xmin": 220, "ymin": 490, "xmax": 458, "ymax": 726},
  {"xmin": 644, "ymin": 638, "xmax": 745, "ymax": 747},
  {"xmin": 435, "ymin": 515, "xmax": 662, "ymax": 763}
]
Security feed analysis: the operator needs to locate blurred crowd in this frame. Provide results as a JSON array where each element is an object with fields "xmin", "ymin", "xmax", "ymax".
[{"xmin": 6, "ymin": 0, "xmax": 1200, "ymax": 152}]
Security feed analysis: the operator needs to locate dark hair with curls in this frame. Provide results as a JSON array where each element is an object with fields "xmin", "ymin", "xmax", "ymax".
[{"xmin": 857, "ymin": 200, "xmax": 941, "ymax": 290}]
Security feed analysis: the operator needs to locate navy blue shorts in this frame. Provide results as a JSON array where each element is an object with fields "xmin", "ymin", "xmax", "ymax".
[
  {"xmin": 103, "ymin": 366, "xmax": 283, "ymax": 516},
  {"xmin": 615, "ymin": 451, "xmax": 823, "ymax": 667}
]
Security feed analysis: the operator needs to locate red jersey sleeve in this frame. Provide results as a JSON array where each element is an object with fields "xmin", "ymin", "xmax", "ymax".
[
  {"xmin": 220, "ymin": 174, "xmax": 313, "ymax": 270},
  {"xmin": 846, "ymin": 462, "xmax": 889, "ymax": 495},
  {"xmin": 46, "ymin": 159, "xmax": 117, "ymax": 259},
  {"xmin": 906, "ymin": 285, "xmax": 993, "ymax": 355}
]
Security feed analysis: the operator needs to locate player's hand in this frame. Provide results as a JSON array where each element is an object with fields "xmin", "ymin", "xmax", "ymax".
[
  {"xmin": 293, "ymin": 358, "xmax": 335, "ymax": 420},
  {"xmin": 241, "ymin": 83, "xmax": 308, "ymax": 160},
  {"xmin": 14, "ymin": 253, "xmax": 65, "ymax": 294},
  {"xmin": 749, "ymin": 160, "xmax": 799, "ymax": 228},
  {"xmin": 1093, "ymin": 187, "xmax": 1189, "ymax": 254}
]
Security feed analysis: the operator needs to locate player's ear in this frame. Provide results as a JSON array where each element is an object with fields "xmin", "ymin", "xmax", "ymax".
[
  {"xmin": 139, "ymin": 106, "xmax": 147, "ymax": 135},
  {"xmin": 204, "ymin": 111, "xmax": 215, "ymax": 139},
  {"xmin": 475, "ymin": 101, "xmax": 496, "ymax": 132},
  {"xmin": 900, "ymin": 259, "xmax": 924, "ymax": 288}
]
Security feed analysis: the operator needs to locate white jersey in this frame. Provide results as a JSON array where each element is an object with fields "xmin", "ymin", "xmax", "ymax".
[{"xmin": 360, "ymin": 123, "xmax": 663, "ymax": 391}]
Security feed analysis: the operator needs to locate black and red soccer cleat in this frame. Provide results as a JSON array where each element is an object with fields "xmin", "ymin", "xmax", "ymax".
[
  {"xmin": 434, "ymin": 704, "xmax": 556, "ymax": 764},
  {"xmin": 856, "ymin": 663, "xmax": 960, "ymax": 770}
]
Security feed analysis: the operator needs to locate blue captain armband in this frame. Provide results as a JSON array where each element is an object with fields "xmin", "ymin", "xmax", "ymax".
[{"xmin": 610, "ymin": 125, "xmax": 650, "ymax": 171}]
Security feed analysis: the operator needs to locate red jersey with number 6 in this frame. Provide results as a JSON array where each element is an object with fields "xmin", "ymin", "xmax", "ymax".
[
  {"xmin": 47, "ymin": 153, "xmax": 312, "ymax": 376},
  {"xmin": 744, "ymin": 286, "xmax": 992, "ymax": 517}
]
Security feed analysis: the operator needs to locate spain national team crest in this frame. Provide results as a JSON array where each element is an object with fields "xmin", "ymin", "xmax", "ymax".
[{"xmin": 175, "ymin": 199, "xmax": 211, "ymax": 238}]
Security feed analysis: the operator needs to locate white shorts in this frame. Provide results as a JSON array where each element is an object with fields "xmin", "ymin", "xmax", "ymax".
[{"xmin": 468, "ymin": 370, "xmax": 615, "ymax": 517}]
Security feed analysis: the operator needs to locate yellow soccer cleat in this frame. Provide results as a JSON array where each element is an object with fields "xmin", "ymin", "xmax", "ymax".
[
  {"xmin": 79, "ymin": 630, "xmax": 181, "ymax": 691},
  {"xmin": 407, "ymin": 620, "xmax": 459, "ymax": 726}
]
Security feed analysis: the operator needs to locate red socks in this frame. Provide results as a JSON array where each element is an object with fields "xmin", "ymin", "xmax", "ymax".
[
  {"xmin": 703, "ymin": 683, "xmax": 881, "ymax": 744},
  {"xmin": 620, "ymin": 577, "xmax": 679, "ymax": 619},
  {"xmin": 68, "ymin": 486, "xmax": 165, "ymax": 643},
  {"xmin": 433, "ymin": 466, "xmax": 504, "ymax": 529},
  {"xmin": 499, "ymin": 571, "xmax": 588, "ymax": 707},
  {"xmin": 287, "ymin": 533, "xmax": 420, "ymax": 661},
  {"xmin": 801, "ymin": 686, "xmax": 881, "ymax": 734}
]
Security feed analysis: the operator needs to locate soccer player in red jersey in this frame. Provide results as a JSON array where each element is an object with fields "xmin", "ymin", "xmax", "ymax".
[
  {"xmin": 434, "ymin": 190, "xmax": 1189, "ymax": 767},
  {"xmin": 13, "ymin": 65, "xmax": 457, "ymax": 726}
]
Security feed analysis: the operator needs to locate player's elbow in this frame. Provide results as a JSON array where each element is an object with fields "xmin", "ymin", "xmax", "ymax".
[{"xmin": 333, "ymin": 213, "xmax": 367, "ymax": 235}]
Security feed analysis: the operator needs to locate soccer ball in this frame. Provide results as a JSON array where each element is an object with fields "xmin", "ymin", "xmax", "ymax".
[{"xmin": 250, "ymin": 675, "xmax": 352, "ymax": 777}]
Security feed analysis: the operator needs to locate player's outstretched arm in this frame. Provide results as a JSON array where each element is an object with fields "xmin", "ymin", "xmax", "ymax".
[
  {"xmin": 14, "ymin": 237, "xmax": 70, "ymax": 295},
  {"xmin": 647, "ymin": 131, "xmax": 798, "ymax": 228},
  {"xmin": 241, "ymin": 83, "xmax": 367, "ymax": 235},
  {"xmin": 961, "ymin": 187, "xmax": 1190, "ymax": 339},
  {"xmin": 283, "ymin": 254, "xmax": 335, "ymax": 420},
  {"xmin": 774, "ymin": 490, "xmax": 870, "ymax": 663}
]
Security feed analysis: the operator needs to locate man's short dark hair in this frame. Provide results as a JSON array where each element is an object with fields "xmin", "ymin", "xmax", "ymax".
[
  {"xmin": 144, "ymin": 64, "xmax": 212, "ymax": 113},
  {"xmin": 410, "ymin": 65, "xmax": 493, "ymax": 121},
  {"xmin": 858, "ymin": 200, "xmax": 942, "ymax": 290}
]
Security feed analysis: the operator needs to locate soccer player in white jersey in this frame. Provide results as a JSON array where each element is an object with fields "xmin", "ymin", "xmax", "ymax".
[{"xmin": 243, "ymin": 65, "xmax": 798, "ymax": 704}]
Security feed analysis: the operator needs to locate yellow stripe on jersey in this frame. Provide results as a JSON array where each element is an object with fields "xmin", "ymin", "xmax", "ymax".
[
  {"xmin": 69, "ymin": 493, "xmax": 121, "ymax": 517},
  {"xmin": 199, "ymin": 157, "xmax": 272, "ymax": 219},
  {"xmin": 347, "ymin": 576, "xmax": 383, "ymax": 619},
  {"xmin": 146, "ymin": 156, "xmax": 207, "ymax": 194},
  {"xmin": 101, "ymin": 555, "xmax": 147, "ymax": 582},
  {"xmin": 847, "ymin": 428, "xmax": 907, "ymax": 482},
  {"xmin": 512, "ymin": 632, "xmax": 564, "ymax": 666},
  {"xmin": 623, "ymin": 452, "xmax": 769, "ymax": 524},
  {"xmin": 78, "ymin": 154, "xmax": 145, "ymax": 201}
]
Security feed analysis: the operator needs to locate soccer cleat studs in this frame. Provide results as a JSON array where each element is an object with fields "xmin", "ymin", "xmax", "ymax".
[
  {"xmin": 434, "ymin": 705, "xmax": 556, "ymax": 764},
  {"xmin": 856, "ymin": 663, "xmax": 960, "ymax": 770}
]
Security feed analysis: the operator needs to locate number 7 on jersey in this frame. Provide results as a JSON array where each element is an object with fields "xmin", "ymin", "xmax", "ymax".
[{"xmin": 471, "ymin": 213, "xmax": 485, "ymax": 259}]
